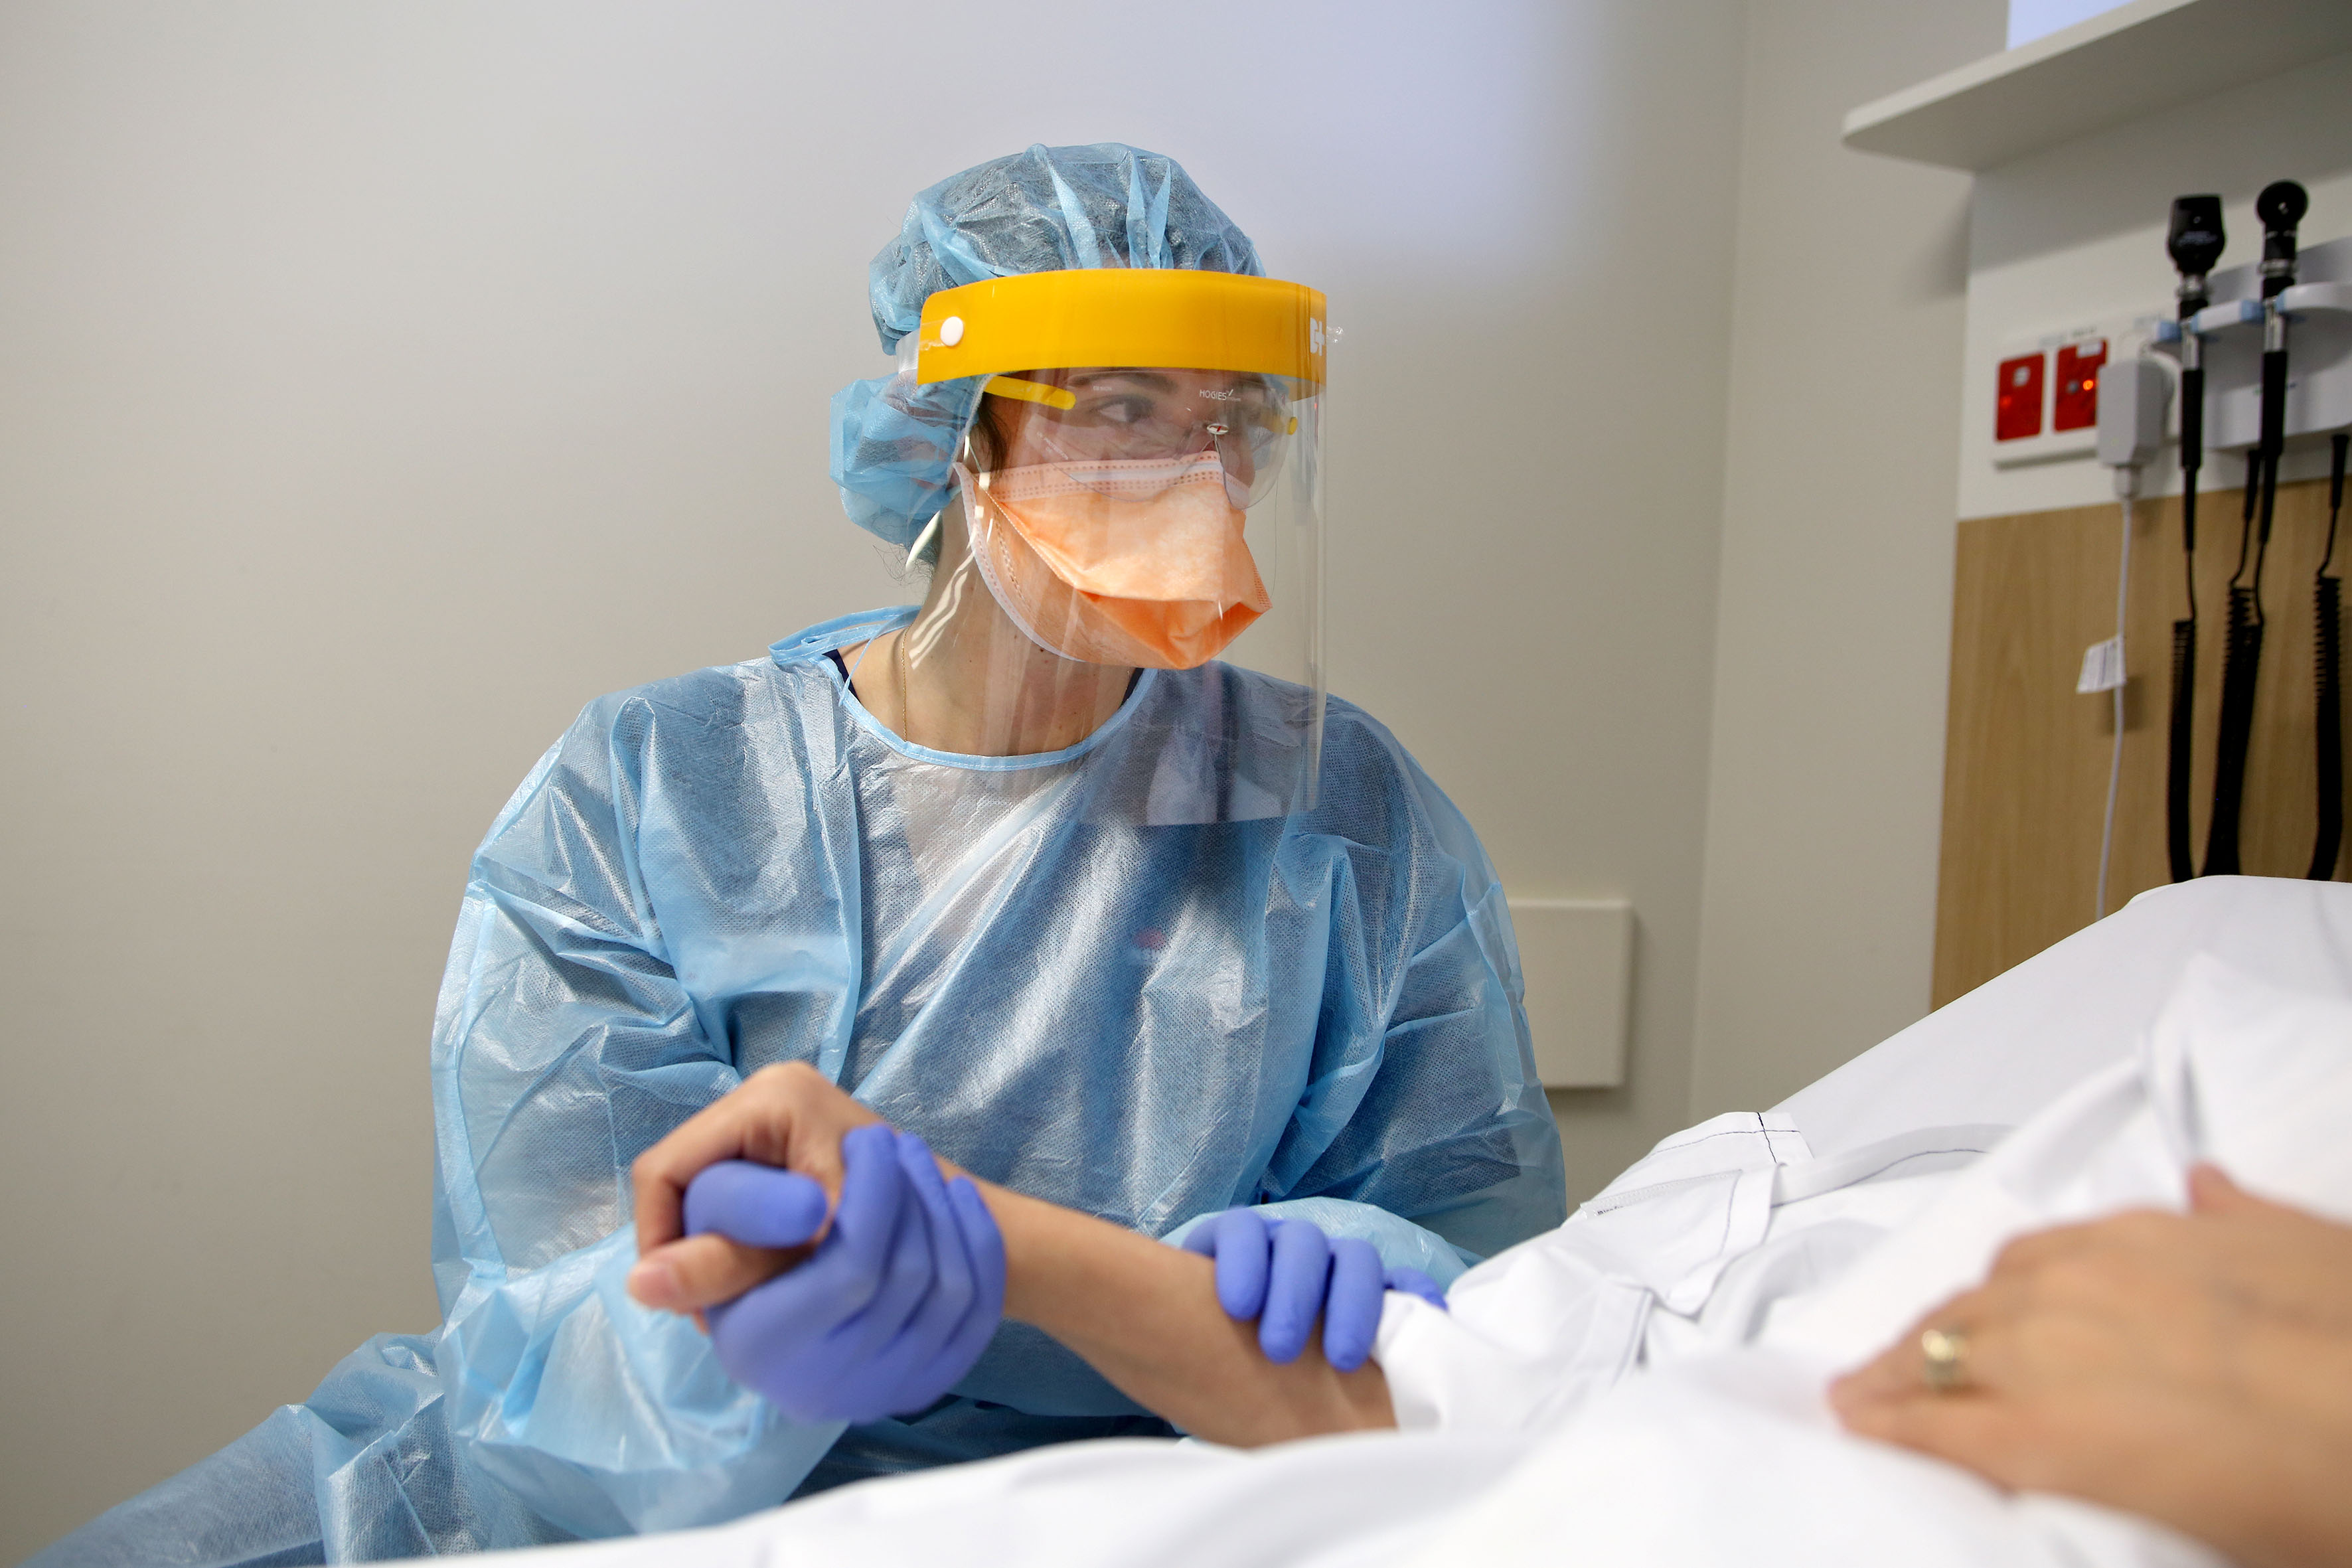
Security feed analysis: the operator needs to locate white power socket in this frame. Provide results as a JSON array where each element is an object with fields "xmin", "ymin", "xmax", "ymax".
[{"xmin": 1991, "ymin": 313, "xmax": 2164, "ymax": 469}]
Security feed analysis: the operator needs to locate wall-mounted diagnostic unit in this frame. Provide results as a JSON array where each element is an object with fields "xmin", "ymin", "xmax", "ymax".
[{"xmin": 2094, "ymin": 185, "xmax": 2352, "ymax": 899}]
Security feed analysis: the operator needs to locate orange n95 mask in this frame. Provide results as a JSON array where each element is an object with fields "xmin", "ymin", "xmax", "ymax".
[{"xmin": 958, "ymin": 455, "xmax": 1269, "ymax": 670}]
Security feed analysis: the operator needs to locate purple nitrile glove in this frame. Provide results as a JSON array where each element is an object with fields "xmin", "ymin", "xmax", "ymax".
[
  {"xmin": 685, "ymin": 1123, "xmax": 1005, "ymax": 1424},
  {"xmin": 1181, "ymin": 1208, "xmax": 1448, "ymax": 1372}
]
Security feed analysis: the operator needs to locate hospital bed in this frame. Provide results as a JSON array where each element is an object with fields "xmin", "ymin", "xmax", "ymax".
[{"xmin": 445, "ymin": 876, "xmax": 2352, "ymax": 1568}]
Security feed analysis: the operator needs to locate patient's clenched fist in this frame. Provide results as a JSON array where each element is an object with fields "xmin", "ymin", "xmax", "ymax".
[{"xmin": 627, "ymin": 1061, "xmax": 887, "ymax": 1313}]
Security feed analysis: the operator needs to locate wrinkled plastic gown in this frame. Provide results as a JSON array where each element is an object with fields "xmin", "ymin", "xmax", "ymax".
[{"xmin": 34, "ymin": 607, "xmax": 1565, "ymax": 1565}]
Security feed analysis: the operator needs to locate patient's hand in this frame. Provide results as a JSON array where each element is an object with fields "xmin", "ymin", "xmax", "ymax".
[
  {"xmin": 1832, "ymin": 1166, "xmax": 2352, "ymax": 1568},
  {"xmin": 627, "ymin": 1061, "xmax": 886, "ymax": 1313}
]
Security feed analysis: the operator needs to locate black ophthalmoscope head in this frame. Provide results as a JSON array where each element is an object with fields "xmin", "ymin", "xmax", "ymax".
[
  {"xmin": 2168, "ymin": 195, "xmax": 2226, "ymax": 314},
  {"xmin": 2258, "ymin": 179, "xmax": 2309, "ymax": 297}
]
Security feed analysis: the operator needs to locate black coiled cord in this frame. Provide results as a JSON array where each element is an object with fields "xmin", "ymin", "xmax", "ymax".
[{"xmin": 2311, "ymin": 431, "xmax": 2350, "ymax": 880}]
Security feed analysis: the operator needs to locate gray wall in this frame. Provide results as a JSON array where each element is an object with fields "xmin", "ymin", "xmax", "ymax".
[
  {"xmin": 0, "ymin": 2, "xmax": 1764, "ymax": 1555},
  {"xmin": 1687, "ymin": 0, "xmax": 2000, "ymax": 1116}
]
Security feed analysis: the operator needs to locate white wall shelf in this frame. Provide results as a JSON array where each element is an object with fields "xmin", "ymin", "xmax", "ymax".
[{"xmin": 1842, "ymin": 0, "xmax": 2352, "ymax": 173}]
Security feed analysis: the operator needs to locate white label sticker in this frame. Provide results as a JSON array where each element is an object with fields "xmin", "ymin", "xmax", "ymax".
[{"xmin": 2077, "ymin": 636, "xmax": 2126, "ymax": 694}]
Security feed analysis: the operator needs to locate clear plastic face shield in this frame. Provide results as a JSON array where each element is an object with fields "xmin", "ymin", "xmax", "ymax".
[
  {"xmin": 879, "ymin": 270, "xmax": 1326, "ymax": 825},
  {"xmin": 962, "ymin": 366, "xmax": 1293, "ymax": 671}
]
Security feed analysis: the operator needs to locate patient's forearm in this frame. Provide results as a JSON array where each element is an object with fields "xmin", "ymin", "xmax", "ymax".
[
  {"xmin": 629, "ymin": 1063, "xmax": 1397, "ymax": 1445},
  {"xmin": 979, "ymin": 1182, "xmax": 1397, "ymax": 1447}
]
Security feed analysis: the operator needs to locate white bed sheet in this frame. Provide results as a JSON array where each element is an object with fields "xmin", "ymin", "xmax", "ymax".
[
  {"xmin": 1776, "ymin": 875, "xmax": 2352, "ymax": 1154},
  {"xmin": 1412, "ymin": 947, "xmax": 2352, "ymax": 1568},
  {"xmin": 443, "ymin": 876, "xmax": 2352, "ymax": 1568}
]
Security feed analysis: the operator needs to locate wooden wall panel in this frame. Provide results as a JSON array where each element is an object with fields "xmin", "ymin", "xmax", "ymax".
[{"xmin": 1934, "ymin": 475, "xmax": 2348, "ymax": 1006}]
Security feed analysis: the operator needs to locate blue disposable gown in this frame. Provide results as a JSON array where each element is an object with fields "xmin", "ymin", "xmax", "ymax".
[{"xmin": 35, "ymin": 607, "xmax": 1565, "ymax": 1565}]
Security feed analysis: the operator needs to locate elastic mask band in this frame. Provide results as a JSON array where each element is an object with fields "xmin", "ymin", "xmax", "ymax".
[{"xmin": 985, "ymin": 453, "xmax": 1229, "ymax": 505}]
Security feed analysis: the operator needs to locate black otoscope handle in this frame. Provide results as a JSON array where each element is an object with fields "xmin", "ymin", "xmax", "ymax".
[
  {"xmin": 2166, "ymin": 193, "xmax": 2222, "ymax": 884},
  {"xmin": 2180, "ymin": 366, "xmax": 2204, "ymax": 553},
  {"xmin": 2167, "ymin": 367, "xmax": 2203, "ymax": 882},
  {"xmin": 2259, "ymin": 348, "xmax": 2289, "ymax": 546},
  {"xmin": 2167, "ymin": 359, "xmax": 2204, "ymax": 882},
  {"xmin": 2253, "ymin": 178, "xmax": 2304, "ymax": 554},
  {"xmin": 2180, "ymin": 363, "xmax": 2205, "ymax": 470}
]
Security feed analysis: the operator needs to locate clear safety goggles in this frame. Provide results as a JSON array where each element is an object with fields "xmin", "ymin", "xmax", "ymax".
[{"xmin": 978, "ymin": 367, "xmax": 1296, "ymax": 508}]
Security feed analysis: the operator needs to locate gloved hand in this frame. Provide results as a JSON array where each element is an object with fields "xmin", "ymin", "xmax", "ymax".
[
  {"xmin": 684, "ymin": 1123, "xmax": 1006, "ymax": 1424},
  {"xmin": 1180, "ymin": 1209, "xmax": 1448, "ymax": 1372}
]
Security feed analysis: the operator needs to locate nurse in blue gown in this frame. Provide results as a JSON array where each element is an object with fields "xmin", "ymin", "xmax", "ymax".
[{"xmin": 32, "ymin": 142, "xmax": 1564, "ymax": 1566}]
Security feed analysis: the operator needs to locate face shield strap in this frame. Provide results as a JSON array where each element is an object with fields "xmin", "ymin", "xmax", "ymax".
[{"xmin": 982, "ymin": 375, "xmax": 1077, "ymax": 410}]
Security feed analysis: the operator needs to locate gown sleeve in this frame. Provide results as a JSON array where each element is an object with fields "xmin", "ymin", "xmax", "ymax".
[
  {"xmin": 1239, "ymin": 707, "xmax": 1571, "ymax": 1275},
  {"xmin": 424, "ymin": 692, "xmax": 845, "ymax": 1539}
]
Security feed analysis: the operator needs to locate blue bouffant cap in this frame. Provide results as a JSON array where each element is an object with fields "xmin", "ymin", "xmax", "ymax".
[{"xmin": 828, "ymin": 143, "xmax": 1261, "ymax": 548}]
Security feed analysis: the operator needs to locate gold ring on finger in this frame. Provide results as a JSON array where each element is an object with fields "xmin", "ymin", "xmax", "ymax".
[{"xmin": 1921, "ymin": 1326, "xmax": 1970, "ymax": 1393}]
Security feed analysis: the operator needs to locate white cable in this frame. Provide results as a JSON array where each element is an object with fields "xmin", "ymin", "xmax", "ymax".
[{"xmin": 2095, "ymin": 491, "xmax": 2134, "ymax": 919}]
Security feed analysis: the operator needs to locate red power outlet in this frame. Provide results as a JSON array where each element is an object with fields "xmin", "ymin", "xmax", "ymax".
[
  {"xmin": 1997, "ymin": 353, "xmax": 2045, "ymax": 441},
  {"xmin": 2053, "ymin": 340, "xmax": 2106, "ymax": 431}
]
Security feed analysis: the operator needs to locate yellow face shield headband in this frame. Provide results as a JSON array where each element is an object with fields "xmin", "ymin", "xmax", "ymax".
[{"xmin": 915, "ymin": 270, "xmax": 1328, "ymax": 392}]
